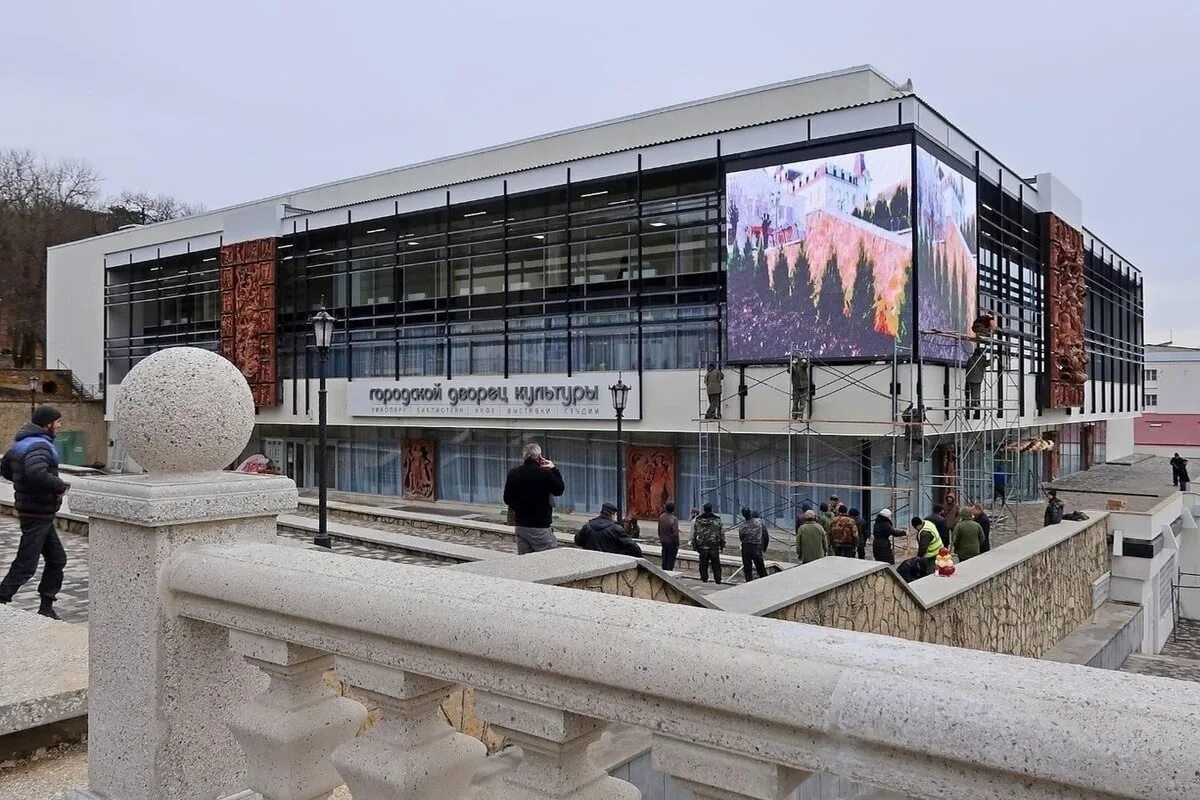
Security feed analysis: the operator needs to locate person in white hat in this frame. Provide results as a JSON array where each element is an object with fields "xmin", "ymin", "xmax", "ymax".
[{"xmin": 871, "ymin": 508, "xmax": 900, "ymax": 564}]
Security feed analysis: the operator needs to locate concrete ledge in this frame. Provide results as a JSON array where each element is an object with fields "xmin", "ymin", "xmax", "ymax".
[
  {"xmin": 300, "ymin": 497, "xmax": 789, "ymax": 578},
  {"xmin": 0, "ymin": 607, "xmax": 88, "ymax": 743},
  {"xmin": 451, "ymin": 548, "xmax": 641, "ymax": 583},
  {"xmin": 711, "ymin": 558, "xmax": 890, "ymax": 616},
  {"xmin": 450, "ymin": 549, "xmax": 716, "ymax": 608},
  {"xmin": 277, "ymin": 514, "xmax": 504, "ymax": 564},
  {"xmin": 1041, "ymin": 601, "xmax": 1144, "ymax": 670},
  {"xmin": 908, "ymin": 514, "xmax": 1107, "ymax": 607}
]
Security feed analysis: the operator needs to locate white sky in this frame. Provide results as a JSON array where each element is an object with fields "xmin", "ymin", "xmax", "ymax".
[{"xmin": 2, "ymin": 0, "xmax": 1195, "ymax": 343}]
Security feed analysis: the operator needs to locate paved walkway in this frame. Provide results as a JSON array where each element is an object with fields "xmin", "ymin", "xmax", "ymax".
[
  {"xmin": 0, "ymin": 517, "xmax": 89, "ymax": 624},
  {"xmin": 1121, "ymin": 619, "xmax": 1200, "ymax": 683}
]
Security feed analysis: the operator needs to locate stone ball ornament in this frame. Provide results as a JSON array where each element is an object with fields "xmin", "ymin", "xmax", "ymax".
[{"xmin": 114, "ymin": 346, "xmax": 256, "ymax": 473}]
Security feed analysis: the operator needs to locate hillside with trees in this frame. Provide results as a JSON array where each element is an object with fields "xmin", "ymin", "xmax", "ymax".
[{"xmin": 0, "ymin": 148, "xmax": 202, "ymax": 367}]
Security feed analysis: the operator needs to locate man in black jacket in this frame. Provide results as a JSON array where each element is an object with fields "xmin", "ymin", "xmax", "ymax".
[
  {"xmin": 575, "ymin": 503, "xmax": 643, "ymax": 557},
  {"xmin": 0, "ymin": 406, "xmax": 70, "ymax": 619},
  {"xmin": 503, "ymin": 442, "xmax": 565, "ymax": 554},
  {"xmin": 925, "ymin": 504, "xmax": 949, "ymax": 546}
]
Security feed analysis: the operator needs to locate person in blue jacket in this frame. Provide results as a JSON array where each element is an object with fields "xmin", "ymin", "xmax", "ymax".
[{"xmin": 0, "ymin": 405, "xmax": 70, "ymax": 619}]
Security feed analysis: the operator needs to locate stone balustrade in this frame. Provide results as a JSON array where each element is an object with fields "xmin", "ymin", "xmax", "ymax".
[{"xmin": 63, "ymin": 347, "xmax": 1200, "ymax": 800}]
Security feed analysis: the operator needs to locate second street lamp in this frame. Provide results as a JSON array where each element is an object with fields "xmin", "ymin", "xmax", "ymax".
[
  {"xmin": 609, "ymin": 375, "xmax": 630, "ymax": 520},
  {"xmin": 310, "ymin": 305, "xmax": 337, "ymax": 549},
  {"xmin": 27, "ymin": 376, "xmax": 37, "ymax": 417}
]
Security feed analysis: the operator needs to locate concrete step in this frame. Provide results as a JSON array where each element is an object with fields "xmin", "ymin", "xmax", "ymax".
[
  {"xmin": 0, "ymin": 607, "xmax": 88, "ymax": 761},
  {"xmin": 1120, "ymin": 652, "xmax": 1200, "ymax": 683}
]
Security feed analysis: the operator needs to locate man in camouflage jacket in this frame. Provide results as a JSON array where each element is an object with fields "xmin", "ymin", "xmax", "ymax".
[{"xmin": 690, "ymin": 503, "xmax": 726, "ymax": 584}]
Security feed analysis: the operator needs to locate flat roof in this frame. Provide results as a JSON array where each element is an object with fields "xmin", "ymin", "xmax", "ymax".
[{"xmin": 50, "ymin": 65, "xmax": 900, "ymax": 252}]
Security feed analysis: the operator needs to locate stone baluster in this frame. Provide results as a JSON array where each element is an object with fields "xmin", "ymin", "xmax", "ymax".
[
  {"xmin": 651, "ymin": 736, "xmax": 808, "ymax": 800},
  {"xmin": 330, "ymin": 657, "xmax": 487, "ymax": 800},
  {"xmin": 226, "ymin": 632, "xmax": 367, "ymax": 800},
  {"xmin": 65, "ymin": 347, "xmax": 301, "ymax": 800},
  {"xmin": 472, "ymin": 691, "xmax": 641, "ymax": 800}
]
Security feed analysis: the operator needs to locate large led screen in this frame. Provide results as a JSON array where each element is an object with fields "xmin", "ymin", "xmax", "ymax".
[
  {"xmin": 916, "ymin": 147, "xmax": 978, "ymax": 362},
  {"xmin": 725, "ymin": 144, "xmax": 913, "ymax": 363}
]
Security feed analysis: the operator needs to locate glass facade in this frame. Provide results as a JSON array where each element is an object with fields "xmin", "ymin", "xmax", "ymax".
[
  {"xmin": 1084, "ymin": 245, "xmax": 1144, "ymax": 414},
  {"xmin": 100, "ymin": 131, "xmax": 1143, "ymax": 519},
  {"xmin": 266, "ymin": 162, "xmax": 724, "ymax": 388}
]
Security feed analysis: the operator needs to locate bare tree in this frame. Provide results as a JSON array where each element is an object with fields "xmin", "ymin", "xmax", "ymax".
[
  {"xmin": 0, "ymin": 149, "xmax": 201, "ymax": 368},
  {"xmin": 107, "ymin": 190, "xmax": 205, "ymax": 226},
  {"xmin": 0, "ymin": 149, "xmax": 108, "ymax": 367}
]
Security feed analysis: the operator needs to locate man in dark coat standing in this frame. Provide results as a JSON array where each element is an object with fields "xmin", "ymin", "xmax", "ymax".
[
  {"xmin": 503, "ymin": 442, "xmax": 565, "ymax": 554},
  {"xmin": 849, "ymin": 508, "xmax": 868, "ymax": 559},
  {"xmin": 737, "ymin": 508, "xmax": 770, "ymax": 581},
  {"xmin": 575, "ymin": 503, "xmax": 643, "ymax": 557},
  {"xmin": 973, "ymin": 503, "xmax": 992, "ymax": 553},
  {"xmin": 657, "ymin": 502, "xmax": 681, "ymax": 571},
  {"xmin": 871, "ymin": 509, "xmax": 899, "ymax": 564},
  {"xmin": 925, "ymin": 503, "xmax": 949, "ymax": 546},
  {"xmin": 0, "ymin": 405, "xmax": 70, "ymax": 619}
]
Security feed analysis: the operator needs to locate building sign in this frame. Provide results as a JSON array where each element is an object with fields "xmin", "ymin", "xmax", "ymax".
[{"xmin": 347, "ymin": 373, "xmax": 641, "ymax": 420}]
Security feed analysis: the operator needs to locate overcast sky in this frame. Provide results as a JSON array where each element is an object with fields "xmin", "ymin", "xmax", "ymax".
[{"xmin": 2, "ymin": 1, "xmax": 1195, "ymax": 343}]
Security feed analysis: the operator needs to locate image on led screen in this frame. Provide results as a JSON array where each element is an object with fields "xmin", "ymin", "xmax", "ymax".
[
  {"xmin": 916, "ymin": 147, "xmax": 978, "ymax": 362},
  {"xmin": 725, "ymin": 144, "xmax": 912, "ymax": 362}
]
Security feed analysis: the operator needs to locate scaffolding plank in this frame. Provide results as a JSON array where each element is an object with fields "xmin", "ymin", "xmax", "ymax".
[
  {"xmin": 692, "ymin": 417, "xmax": 903, "ymax": 425},
  {"xmin": 765, "ymin": 479, "xmax": 914, "ymax": 492}
]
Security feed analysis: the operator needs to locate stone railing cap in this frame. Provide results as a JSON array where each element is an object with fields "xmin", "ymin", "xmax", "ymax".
[{"xmin": 69, "ymin": 473, "xmax": 298, "ymax": 526}]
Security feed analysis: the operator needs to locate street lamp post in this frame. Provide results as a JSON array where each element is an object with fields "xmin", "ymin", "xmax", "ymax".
[
  {"xmin": 27, "ymin": 376, "xmax": 37, "ymax": 417},
  {"xmin": 609, "ymin": 375, "xmax": 630, "ymax": 520},
  {"xmin": 310, "ymin": 305, "xmax": 337, "ymax": 549}
]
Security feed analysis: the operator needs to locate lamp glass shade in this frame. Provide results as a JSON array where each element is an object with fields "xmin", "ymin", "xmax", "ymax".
[
  {"xmin": 609, "ymin": 378, "xmax": 630, "ymax": 412},
  {"xmin": 310, "ymin": 307, "xmax": 337, "ymax": 350}
]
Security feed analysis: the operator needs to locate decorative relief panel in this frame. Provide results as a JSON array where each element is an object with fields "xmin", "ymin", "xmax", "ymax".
[
  {"xmin": 1045, "ymin": 215, "xmax": 1086, "ymax": 408},
  {"xmin": 626, "ymin": 446, "xmax": 676, "ymax": 520},
  {"xmin": 219, "ymin": 238, "xmax": 278, "ymax": 407},
  {"xmin": 403, "ymin": 438, "xmax": 436, "ymax": 501}
]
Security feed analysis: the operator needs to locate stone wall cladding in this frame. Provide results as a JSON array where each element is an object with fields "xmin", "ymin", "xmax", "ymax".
[
  {"xmin": 563, "ymin": 568, "xmax": 702, "ymax": 606},
  {"xmin": 767, "ymin": 519, "xmax": 1109, "ymax": 658}
]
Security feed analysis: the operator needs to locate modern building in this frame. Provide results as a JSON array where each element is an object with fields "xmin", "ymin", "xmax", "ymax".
[
  {"xmin": 1135, "ymin": 344, "xmax": 1200, "ymax": 457},
  {"xmin": 46, "ymin": 65, "xmax": 1145, "ymax": 524}
]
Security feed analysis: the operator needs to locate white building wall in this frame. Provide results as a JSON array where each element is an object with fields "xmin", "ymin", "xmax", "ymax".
[{"xmin": 1145, "ymin": 346, "xmax": 1200, "ymax": 413}]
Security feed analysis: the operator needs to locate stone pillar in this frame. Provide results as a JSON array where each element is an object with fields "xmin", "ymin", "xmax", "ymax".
[
  {"xmin": 330, "ymin": 658, "xmax": 486, "ymax": 799},
  {"xmin": 227, "ymin": 633, "xmax": 366, "ymax": 800},
  {"xmin": 67, "ymin": 347, "xmax": 298, "ymax": 800},
  {"xmin": 472, "ymin": 692, "xmax": 641, "ymax": 800},
  {"xmin": 651, "ymin": 737, "xmax": 807, "ymax": 800}
]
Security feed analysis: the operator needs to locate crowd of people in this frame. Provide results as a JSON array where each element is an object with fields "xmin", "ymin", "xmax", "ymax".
[
  {"xmin": 792, "ymin": 492, "xmax": 993, "ymax": 582},
  {"xmin": 500, "ymin": 440, "xmax": 1075, "ymax": 588}
]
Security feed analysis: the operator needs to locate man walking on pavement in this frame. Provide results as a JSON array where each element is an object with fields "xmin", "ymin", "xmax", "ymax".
[
  {"xmin": 503, "ymin": 442, "xmax": 565, "ymax": 554},
  {"xmin": 737, "ymin": 507, "xmax": 770, "ymax": 581},
  {"xmin": 690, "ymin": 503, "xmax": 726, "ymax": 583},
  {"xmin": 0, "ymin": 405, "xmax": 70, "ymax": 619}
]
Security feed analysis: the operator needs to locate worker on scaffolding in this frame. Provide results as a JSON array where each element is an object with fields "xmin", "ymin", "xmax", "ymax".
[
  {"xmin": 901, "ymin": 403, "xmax": 927, "ymax": 465},
  {"xmin": 789, "ymin": 355, "xmax": 812, "ymax": 420},
  {"xmin": 964, "ymin": 343, "xmax": 988, "ymax": 420},
  {"xmin": 704, "ymin": 363, "xmax": 724, "ymax": 420}
]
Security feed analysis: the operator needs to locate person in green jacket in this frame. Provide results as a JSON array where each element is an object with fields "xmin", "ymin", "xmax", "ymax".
[
  {"xmin": 951, "ymin": 512, "xmax": 985, "ymax": 562},
  {"xmin": 795, "ymin": 510, "xmax": 831, "ymax": 564}
]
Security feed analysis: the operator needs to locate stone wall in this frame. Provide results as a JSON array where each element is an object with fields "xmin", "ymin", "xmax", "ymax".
[
  {"xmin": 768, "ymin": 569, "xmax": 924, "ymax": 639},
  {"xmin": 767, "ymin": 519, "xmax": 1110, "ymax": 658},
  {"xmin": 0, "ymin": 399, "xmax": 107, "ymax": 465},
  {"xmin": 563, "ymin": 566, "xmax": 704, "ymax": 607}
]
